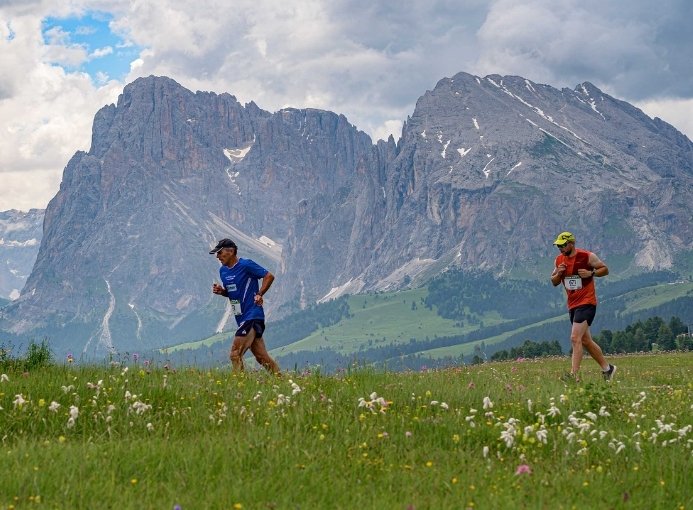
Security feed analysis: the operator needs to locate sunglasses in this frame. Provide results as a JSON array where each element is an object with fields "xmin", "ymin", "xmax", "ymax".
[{"xmin": 556, "ymin": 242, "xmax": 569, "ymax": 249}]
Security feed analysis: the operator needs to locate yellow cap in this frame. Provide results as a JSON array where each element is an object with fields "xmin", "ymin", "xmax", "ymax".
[{"xmin": 553, "ymin": 231, "xmax": 575, "ymax": 245}]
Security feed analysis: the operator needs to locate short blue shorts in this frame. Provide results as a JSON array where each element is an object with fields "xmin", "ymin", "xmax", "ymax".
[{"xmin": 235, "ymin": 319, "xmax": 266, "ymax": 338}]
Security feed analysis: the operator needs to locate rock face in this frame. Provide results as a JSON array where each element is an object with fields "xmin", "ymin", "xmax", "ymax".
[
  {"xmin": 1, "ymin": 73, "xmax": 691, "ymax": 356},
  {"xmin": 0, "ymin": 209, "xmax": 44, "ymax": 300}
]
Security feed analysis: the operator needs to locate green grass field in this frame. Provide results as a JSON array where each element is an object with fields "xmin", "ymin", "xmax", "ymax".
[
  {"xmin": 271, "ymin": 290, "xmax": 507, "ymax": 356},
  {"xmin": 1, "ymin": 352, "xmax": 691, "ymax": 509},
  {"xmin": 607, "ymin": 280, "xmax": 693, "ymax": 313},
  {"xmin": 418, "ymin": 315, "xmax": 566, "ymax": 360}
]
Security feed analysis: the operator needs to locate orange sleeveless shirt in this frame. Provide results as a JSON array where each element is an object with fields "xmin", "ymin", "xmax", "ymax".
[{"xmin": 555, "ymin": 248, "xmax": 597, "ymax": 310}]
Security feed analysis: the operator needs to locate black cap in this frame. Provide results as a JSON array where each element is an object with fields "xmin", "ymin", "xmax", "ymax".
[{"xmin": 209, "ymin": 238, "xmax": 237, "ymax": 254}]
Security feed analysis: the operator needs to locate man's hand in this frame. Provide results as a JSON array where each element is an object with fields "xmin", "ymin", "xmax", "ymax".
[
  {"xmin": 254, "ymin": 293, "xmax": 264, "ymax": 306},
  {"xmin": 212, "ymin": 283, "xmax": 226, "ymax": 296},
  {"xmin": 551, "ymin": 263, "xmax": 566, "ymax": 286}
]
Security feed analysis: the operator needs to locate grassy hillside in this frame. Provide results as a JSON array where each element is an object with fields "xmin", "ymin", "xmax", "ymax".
[
  {"xmin": 160, "ymin": 271, "xmax": 693, "ymax": 370},
  {"xmin": 272, "ymin": 289, "xmax": 505, "ymax": 356}
]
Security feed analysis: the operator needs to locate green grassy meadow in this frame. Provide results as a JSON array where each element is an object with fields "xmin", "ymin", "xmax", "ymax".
[
  {"xmin": 271, "ymin": 290, "xmax": 506, "ymax": 356},
  {"xmin": 1, "ymin": 353, "xmax": 691, "ymax": 509}
]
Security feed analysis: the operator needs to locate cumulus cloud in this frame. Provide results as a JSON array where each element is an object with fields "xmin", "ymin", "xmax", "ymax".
[
  {"xmin": 474, "ymin": 0, "xmax": 693, "ymax": 100},
  {"xmin": 0, "ymin": 0, "xmax": 691, "ymax": 211}
]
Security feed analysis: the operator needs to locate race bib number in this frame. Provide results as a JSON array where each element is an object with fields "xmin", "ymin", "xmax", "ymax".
[
  {"xmin": 564, "ymin": 275, "xmax": 583, "ymax": 291},
  {"xmin": 230, "ymin": 299, "xmax": 243, "ymax": 316}
]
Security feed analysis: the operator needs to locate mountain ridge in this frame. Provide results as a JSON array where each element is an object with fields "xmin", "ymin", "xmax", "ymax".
[{"xmin": 1, "ymin": 71, "xmax": 691, "ymax": 357}]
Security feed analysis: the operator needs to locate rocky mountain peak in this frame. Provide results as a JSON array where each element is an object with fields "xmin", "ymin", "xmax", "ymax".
[{"xmin": 1, "ymin": 72, "xmax": 690, "ymax": 357}]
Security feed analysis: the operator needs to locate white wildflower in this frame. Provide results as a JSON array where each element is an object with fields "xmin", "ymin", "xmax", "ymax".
[
  {"xmin": 585, "ymin": 412, "xmax": 598, "ymax": 422},
  {"xmin": 48, "ymin": 401, "xmax": 61, "ymax": 412},
  {"xmin": 483, "ymin": 396, "xmax": 493, "ymax": 410},
  {"xmin": 277, "ymin": 394, "xmax": 290, "ymax": 406},
  {"xmin": 430, "ymin": 400, "xmax": 439, "ymax": 406},
  {"xmin": 289, "ymin": 380, "xmax": 301, "ymax": 395},
  {"xmin": 655, "ymin": 420, "xmax": 674, "ymax": 433},
  {"xmin": 500, "ymin": 429, "xmax": 515, "ymax": 448},
  {"xmin": 560, "ymin": 394, "xmax": 568, "ymax": 404},
  {"xmin": 598, "ymin": 406, "xmax": 610, "ymax": 417},
  {"xmin": 536, "ymin": 427, "xmax": 548, "ymax": 444},
  {"xmin": 548, "ymin": 404, "xmax": 561, "ymax": 418},
  {"xmin": 499, "ymin": 418, "xmax": 519, "ymax": 448},
  {"xmin": 13, "ymin": 394, "xmax": 27, "ymax": 408},
  {"xmin": 66, "ymin": 405, "xmax": 79, "ymax": 428},
  {"xmin": 0, "ymin": 373, "xmax": 9, "ymax": 382},
  {"xmin": 482, "ymin": 446, "xmax": 489, "ymax": 458},
  {"xmin": 146, "ymin": 422, "xmax": 154, "ymax": 432},
  {"xmin": 527, "ymin": 399, "xmax": 533, "ymax": 412},
  {"xmin": 61, "ymin": 385, "xmax": 74, "ymax": 394},
  {"xmin": 440, "ymin": 402, "xmax": 449, "ymax": 410},
  {"xmin": 577, "ymin": 421, "xmax": 592, "ymax": 434},
  {"xmin": 357, "ymin": 393, "xmax": 390, "ymax": 414},
  {"xmin": 131, "ymin": 401, "xmax": 152, "ymax": 415}
]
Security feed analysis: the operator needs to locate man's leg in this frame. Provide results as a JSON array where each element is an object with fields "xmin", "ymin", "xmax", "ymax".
[
  {"xmin": 570, "ymin": 320, "xmax": 589, "ymax": 376},
  {"xmin": 230, "ymin": 328, "xmax": 258, "ymax": 371},
  {"xmin": 250, "ymin": 337, "xmax": 280, "ymax": 374},
  {"xmin": 581, "ymin": 327, "xmax": 609, "ymax": 370}
]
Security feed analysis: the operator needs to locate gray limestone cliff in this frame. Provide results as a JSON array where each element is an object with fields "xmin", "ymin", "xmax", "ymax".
[{"xmin": 1, "ymin": 73, "xmax": 691, "ymax": 356}]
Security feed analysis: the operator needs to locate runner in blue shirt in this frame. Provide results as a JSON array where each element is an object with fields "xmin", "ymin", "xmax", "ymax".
[{"xmin": 210, "ymin": 238, "xmax": 280, "ymax": 373}]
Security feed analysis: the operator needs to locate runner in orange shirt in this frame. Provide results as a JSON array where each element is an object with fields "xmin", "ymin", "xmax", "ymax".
[{"xmin": 550, "ymin": 232, "xmax": 616, "ymax": 382}]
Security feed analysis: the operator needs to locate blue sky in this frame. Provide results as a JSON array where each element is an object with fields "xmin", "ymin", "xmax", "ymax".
[
  {"xmin": 0, "ymin": 0, "xmax": 692, "ymax": 211},
  {"xmin": 41, "ymin": 11, "xmax": 141, "ymax": 84}
]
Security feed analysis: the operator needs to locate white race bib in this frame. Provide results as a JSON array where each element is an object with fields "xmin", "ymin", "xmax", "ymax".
[
  {"xmin": 230, "ymin": 299, "xmax": 243, "ymax": 316},
  {"xmin": 564, "ymin": 275, "xmax": 583, "ymax": 291}
]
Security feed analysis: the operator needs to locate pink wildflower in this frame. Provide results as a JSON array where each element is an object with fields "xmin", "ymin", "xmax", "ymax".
[{"xmin": 515, "ymin": 464, "xmax": 532, "ymax": 475}]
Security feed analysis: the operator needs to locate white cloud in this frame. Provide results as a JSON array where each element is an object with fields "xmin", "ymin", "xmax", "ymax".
[
  {"xmin": 0, "ymin": 0, "xmax": 691, "ymax": 211},
  {"xmin": 89, "ymin": 45, "xmax": 113, "ymax": 59},
  {"xmin": 0, "ymin": 169, "xmax": 63, "ymax": 211},
  {"xmin": 635, "ymin": 98, "xmax": 693, "ymax": 142}
]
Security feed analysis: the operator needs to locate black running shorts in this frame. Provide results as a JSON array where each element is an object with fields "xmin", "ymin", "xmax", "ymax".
[{"xmin": 569, "ymin": 305, "xmax": 596, "ymax": 326}]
